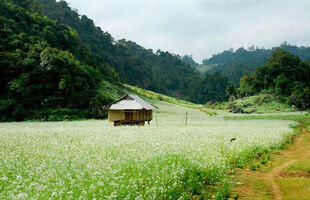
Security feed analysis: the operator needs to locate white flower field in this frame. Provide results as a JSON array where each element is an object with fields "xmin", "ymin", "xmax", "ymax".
[{"xmin": 0, "ymin": 101, "xmax": 296, "ymax": 199}]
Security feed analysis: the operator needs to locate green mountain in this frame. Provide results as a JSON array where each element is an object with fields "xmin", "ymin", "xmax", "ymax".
[{"xmin": 199, "ymin": 44, "xmax": 310, "ymax": 86}]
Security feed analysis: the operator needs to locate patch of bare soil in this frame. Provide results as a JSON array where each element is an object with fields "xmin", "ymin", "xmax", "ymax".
[{"xmin": 279, "ymin": 170, "xmax": 310, "ymax": 178}]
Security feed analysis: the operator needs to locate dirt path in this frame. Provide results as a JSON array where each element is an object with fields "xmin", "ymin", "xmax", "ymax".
[
  {"xmin": 264, "ymin": 160, "xmax": 296, "ymax": 200},
  {"xmin": 233, "ymin": 127, "xmax": 310, "ymax": 200},
  {"xmin": 263, "ymin": 131, "xmax": 308, "ymax": 200}
]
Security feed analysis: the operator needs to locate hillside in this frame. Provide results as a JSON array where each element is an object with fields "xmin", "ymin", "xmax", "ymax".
[
  {"xmin": 0, "ymin": 0, "xmax": 230, "ymax": 122},
  {"xmin": 124, "ymin": 84, "xmax": 198, "ymax": 108},
  {"xmin": 198, "ymin": 44, "xmax": 310, "ymax": 86},
  {"xmin": 181, "ymin": 55, "xmax": 199, "ymax": 67},
  {"xmin": 0, "ymin": 0, "xmax": 123, "ymax": 121},
  {"xmin": 34, "ymin": 0, "xmax": 229, "ymax": 103}
]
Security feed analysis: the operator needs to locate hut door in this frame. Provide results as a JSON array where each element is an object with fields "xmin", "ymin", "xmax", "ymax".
[{"xmin": 125, "ymin": 111, "xmax": 133, "ymax": 121}]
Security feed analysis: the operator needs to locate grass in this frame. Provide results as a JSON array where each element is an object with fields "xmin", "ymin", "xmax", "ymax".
[
  {"xmin": 101, "ymin": 80, "xmax": 126, "ymax": 101},
  {"xmin": 287, "ymin": 158, "xmax": 310, "ymax": 171},
  {"xmin": 303, "ymin": 134, "xmax": 310, "ymax": 145},
  {"xmin": 224, "ymin": 113, "xmax": 308, "ymax": 121},
  {"xmin": 277, "ymin": 178, "xmax": 310, "ymax": 200},
  {"xmin": 124, "ymin": 84, "xmax": 198, "ymax": 108},
  {"xmin": 205, "ymin": 101, "xmax": 229, "ymax": 110},
  {"xmin": 278, "ymin": 158, "xmax": 310, "ymax": 200},
  {"xmin": 235, "ymin": 176, "xmax": 272, "ymax": 200},
  {"xmin": 125, "ymin": 84, "xmax": 218, "ymax": 116}
]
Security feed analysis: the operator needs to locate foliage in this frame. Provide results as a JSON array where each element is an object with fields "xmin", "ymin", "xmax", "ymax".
[
  {"xmin": 239, "ymin": 49, "xmax": 310, "ymax": 110},
  {"xmin": 0, "ymin": 0, "xmax": 121, "ymax": 121},
  {"xmin": 200, "ymin": 44, "xmax": 310, "ymax": 86},
  {"xmin": 188, "ymin": 72, "xmax": 229, "ymax": 103},
  {"xmin": 228, "ymin": 94, "xmax": 296, "ymax": 114},
  {"xmin": 182, "ymin": 55, "xmax": 198, "ymax": 67},
  {"xmin": 31, "ymin": 108, "xmax": 89, "ymax": 121},
  {"xmin": 114, "ymin": 40, "xmax": 230, "ymax": 103},
  {"xmin": 195, "ymin": 64, "xmax": 219, "ymax": 74},
  {"xmin": 205, "ymin": 101, "xmax": 229, "ymax": 110}
]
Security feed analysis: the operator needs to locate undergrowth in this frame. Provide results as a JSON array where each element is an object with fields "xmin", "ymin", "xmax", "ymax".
[{"xmin": 228, "ymin": 94, "xmax": 296, "ymax": 114}]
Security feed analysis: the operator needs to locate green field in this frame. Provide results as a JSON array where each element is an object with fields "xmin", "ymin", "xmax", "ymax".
[{"xmin": 0, "ymin": 96, "xmax": 303, "ymax": 199}]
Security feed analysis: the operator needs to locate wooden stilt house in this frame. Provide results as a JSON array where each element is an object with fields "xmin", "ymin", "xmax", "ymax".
[{"xmin": 108, "ymin": 94, "xmax": 158, "ymax": 126}]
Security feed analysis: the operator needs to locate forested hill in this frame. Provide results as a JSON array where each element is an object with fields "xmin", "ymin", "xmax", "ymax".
[
  {"xmin": 0, "ymin": 0, "xmax": 121, "ymax": 121},
  {"xmin": 182, "ymin": 55, "xmax": 199, "ymax": 67},
  {"xmin": 199, "ymin": 44, "xmax": 310, "ymax": 86},
  {"xmin": 238, "ymin": 49, "xmax": 310, "ymax": 109},
  {"xmin": 33, "ymin": 0, "xmax": 229, "ymax": 103}
]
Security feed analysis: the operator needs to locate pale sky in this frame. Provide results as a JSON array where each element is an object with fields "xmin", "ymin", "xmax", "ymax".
[{"xmin": 64, "ymin": 0, "xmax": 310, "ymax": 63}]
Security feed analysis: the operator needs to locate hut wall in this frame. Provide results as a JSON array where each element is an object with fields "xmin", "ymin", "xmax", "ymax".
[
  {"xmin": 148, "ymin": 110, "xmax": 153, "ymax": 120},
  {"xmin": 109, "ymin": 110, "xmax": 153, "ymax": 122},
  {"xmin": 108, "ymin": 110, "xmax": 125, "ymax": 122},
  {"xmin": 124, "ymin": 110, "xmax": 152, "ymax": 122}
]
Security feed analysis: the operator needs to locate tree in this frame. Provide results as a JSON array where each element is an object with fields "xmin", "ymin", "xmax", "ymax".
[
  {"xmin": 239, "ymin": 48, "xmax": 310, "ymax": 109},
  {"xmin": 182, "ymin": 55, "xmax": 198, "ymax": 67}
]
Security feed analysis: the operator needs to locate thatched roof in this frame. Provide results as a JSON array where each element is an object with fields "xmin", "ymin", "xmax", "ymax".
[{"xmin": 109, "ymin": 94, "xmax": 158, "ymax": 110}]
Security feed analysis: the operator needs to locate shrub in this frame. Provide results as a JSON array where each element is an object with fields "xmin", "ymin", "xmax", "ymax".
[
  {"xmin": 228, "ymin": 94, "xmax": 296, "ymax": 113},
  {"xmin": 32, "ymin": 109, "xmax": 89, "ymax": 121}
]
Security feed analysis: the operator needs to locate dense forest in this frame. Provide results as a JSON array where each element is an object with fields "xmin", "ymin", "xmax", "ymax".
[
  {"xmin": 238, "ymin": 49, "xmax": 310, "ymax": 109},
  {"xmin": 0, "ymin": 0, "xmax": 122, "ymax": 121},
  {"xmin": 198, "ymin": 44, "xmax": 310, "ymax": 86},
  {"xmin": 182, "ymin": 55, "xmax": 199, "ymax": 67}
]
